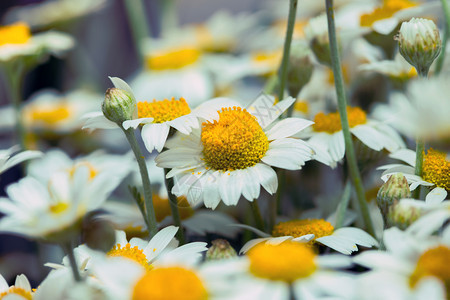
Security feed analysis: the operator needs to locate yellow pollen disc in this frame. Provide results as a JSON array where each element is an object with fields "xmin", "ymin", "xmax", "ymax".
[
  {"xmin": 327, "ymin": 64, "xmax": 350, "ymax": 85},
  {"xmin": 251, "ymin": 50, "xmax": 283, "ymax": 75},
  {"xmin": 146, "ymin": 47, "xmax": 201, "ymax": 71},
  {"xmin": 132, "ymin": 267, "xmax": 208, "ymax": 300},
  {"xmin": 360, "ymin": 0, "xmax": 417, "ymax": 27},
  {"xmin": 137, "ymin": 97, "xmax": 191, "ymax": 123},
  {"xmin": 312, "ymin": 106, "xmax": 367, "ymax": 133},
  {"xmin": 0, "ymin": 286, "xmax": 32, "ymax": 300},
  {"xmin": 294, "ymin": 101, "xmax": 309, "ymax": 114},
  {"xmin": 248, "ymin": 242, "xmax": 317, "ymax": 282},
  {"xmin": 201, "ymin": 107, "xmax": 269, "ymax": 171},
  {"xmin": 153, "ymin": 194, "xmax": 194, "ymax": 223},
  {"xmin": 26, "ymin": 104, "xmax": 71, "ymax": 126},
  {"xmin": 272, "ymin": 219, "xmax": 334, "ymax": 242},
  {"xmin": 49, "ymin": 202, "xmax": 69, "ymax": 214},
  {"xmin": 108, "ymin": 243, "xmax": 153, "ymax": 272},
  {"xmin": 409, "ymin": 245, "xmax": 450, "ymax": 295},
  {"xmin": 0, "ymin": 22, "xmax": 31, "ymax": 46},
  {"xmin": 422, "ymin": 149, "xmax": 450, "ymax": 191}
]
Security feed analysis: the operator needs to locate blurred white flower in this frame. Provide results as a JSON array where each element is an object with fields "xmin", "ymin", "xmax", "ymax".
[
  {"xmin": 0, "ymin": 273, "xmax": 33, "ymax": 299},
  {"xmin": 0, "ymin": 145, "xmax": 41, "ymax": 175}
]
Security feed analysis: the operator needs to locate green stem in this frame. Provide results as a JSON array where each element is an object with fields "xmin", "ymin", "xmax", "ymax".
[
  {"xmin": 325, "ymin": 0, "xmax": 375, "ymax": 237},
  {"xmin": 61, "ymin": 242, "xmax": 82, "ymax": 282},
  {"xmin": 441, "ymin": 0, "xmax": 450, "ymax": 33},
  {"xmin": 122, "ymin": 128, "xmax": 158, "ymax": 237},
  {"xmin": 250, "ymin": 200, "xmax": 266, "ymax": 232},
  {"xmin": 277, "ymin": 0, "xmax": 298, "ymax": 103},
  {"xmin": 164, "ymin": 168, "xmax": 186, "ymax": 245},
  {"xmin": 413, "ymin": 138, "xmax": 425, "ymax": 199},
  {"xmin": 263, "ymin": 74, "xmax": 279, "ymax": 95},
  {"xmin": 124, "ymin": 0, "xmax": 151, "ymax": 65},
  {"xmin": 160, "ymin": 0, "xmax": 178, "ymax": 35},
  {"xmin": 335, "ymin": 179, "xmax": 352, "ymax": 228},
  {"xmin": 434, "ymin": 26, "xmax": 447, "ymax": 75}
]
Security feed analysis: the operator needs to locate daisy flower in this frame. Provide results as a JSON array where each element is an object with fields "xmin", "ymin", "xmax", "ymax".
[
  {"xmin": 211, "ymin": 241, "xmax": 357, "ymax": 300},
  {"xmin": 354, "ymin": 226, "xmax": 450, "ymax": 300},
  {"xmin": 0, "ymin": 145, "xmax": 41, "ymax": 175},
  {"xmin": 0, "ymin": 273, "xmax": 33, "ymax": 300},
  {"xmin": 379, "ymin": 148, "xmax": 449, "ymax": 202},
  {"xmin": 83, "ymin": 77, "xmax": 200, "ymax": 153},
  {"xmin": 0, "ymin": 164, "xmax": 121, "ymax": 241},
  {"xmin": 303, "ymin": 106, "xmax": 405, "ymax": 164},
  {"xmin": 0, "ymin": 22, "xmax": 73, "ymax": 63},
  {"xmin": 240, "ymin": 218, "xmax": 378, "ymax": 255},
  {"xmin": 156, "ymin": 94, "xmax": 315, "ymax": 209},
  {"xmin": 359, "ymin": 52, "xmax": 418, "ymax": 83}
]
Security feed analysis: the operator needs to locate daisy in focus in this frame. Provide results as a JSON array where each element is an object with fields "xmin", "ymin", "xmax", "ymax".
[
  {"xmin": 83, "ymin": 77, "xmax": 200, "ymax": 153},
  {"xmin": 0, "ymin": 145, "xmax": 41, "ymax": 175},
  {"xmin": 354, "ymin": 226, "xmax": 450, "ymax": 300},
  {"xmin": 212, "ymin": 241, "xmax": 356, "ymax": 300},
  {"xmin": 0, "ymin": 164, "xmax": 122, "ymax": 241},
  {"xmin": 302, "ymin": 106, "xmax": 405, "ymax": 164},
  {"xmin": 156, "ymin": 94, "xmax": 315, "ymax": 209},
  {"xmin": 378, "ymin": 148, "xmax": 449, "ymax": 202},
  {"xmin": 240, "ymin": 218, "xmax": 378, "ymax": 255},
  {"xmin": 0, "ymin": 273, "xmax": 33, "ymax": 299}
]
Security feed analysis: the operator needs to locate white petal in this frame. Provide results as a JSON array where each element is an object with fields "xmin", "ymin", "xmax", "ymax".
[
  {"xmin": 240, "ymin": 238, "xmax": 270, "ymax": 254},
  {"xmin": 372, "ymin": 17, "xmax": 399, "ymax": 35},
  {"xmin": 141, "ymin": 123, "xmax": 170, "ymax": 152},
  {"xmin": 219, "ymin": 171, "xmax": 242, "ymax": 206},
  {"xmin": 144, "ymin": 225, "xmax": 178, "ymax": 262},
  {"xmin": 253, "ymin": 163, "xmax": 277, "ymax": 194},
  {"xmin": 315, "ymin": 235, "xmax": 358, "ymax": 255},
  {"xmin": 109, "ymin": 77, "xmax": 136, "ymax": 100},
  {"xmin": 1, "ymin": 150, "xmax": 42, "ymax": 173},
  {"xmin": 82, "ymin": 112, "xmax": 118, "ymax": 131},
  {"xmin": 388, "ymin": 148, "xmax": 416, "ymax": 167},
  {"xmin": 329, "ymin": 131, "xmax": 345, "ymax": 162},
  {"xmin": 265, "ymin": 118, "xmax": 314, "ymax": 140},
  {"xmin": 122, "ymin": 117, "xmax": 153, "ymax": 130},
  {"xmin": 351, "ymin": 125, "xmax": 384, "ymax": 151},
  {"xmin": 425, "ymin": 187, "xmax": 447, "ymax": 205},
  {"xmin": 332, "ymin": 227, "xmax": 379, "ymax": 248}
]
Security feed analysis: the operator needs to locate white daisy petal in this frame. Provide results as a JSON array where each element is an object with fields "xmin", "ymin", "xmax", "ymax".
[
  {"xmin": 122, "ymin": 117, "xmax": 154, "ymax": 130},
  {"xmin": 351, "ymin": 124, "xmax": 384, "ymax": 151},
  {"xmin": 144, "ymin": 225, "xmax": 178, "ymax": 262},
  {"xmin": 240, "ymin": 238, "xmax": 270, "ymax": 254},
  {"xmin": 425, "ymin": 187, "xmax": 447, "ymax": 205},
  {"xmin": 141, "ymin": 123, "xmax": 170, "ymax": 152},
  {"xmin": 253, "ymin": 163, "xmax": 278, "ymax": 194},
  {"xmin": 315, "ymin": 235, "xmax": 357, "ymax": 255},
  {"xmin": 329, "ymin": 132, "xmax": 345, "ymax": 162},
  {"xmin": 265, "ymin": 118, "xmax": 314, "ymax": 140}
]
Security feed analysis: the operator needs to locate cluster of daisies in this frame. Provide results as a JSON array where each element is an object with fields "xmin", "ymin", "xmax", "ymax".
[{"xmin": 0, "ymin": 0, "xmax": 449, "ymax": 299}]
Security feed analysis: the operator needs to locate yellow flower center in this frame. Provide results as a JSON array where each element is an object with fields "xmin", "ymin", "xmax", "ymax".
[
  {"xmin": 409, "ymin": 245, "xmax": 450, "ymax": 295},
  {"xmin": 251, "ymin": 50, "xmax": 283, "ymax": 75},
  {"xmin": 201, "ymin": 107, "xmax": 269, "ymax": 171},
  {"xmin": 422, "ymin": 149, "xmax": 450, "ymax": 191},
  {"xmin": 68, "ymin": 162, "xmax": 98, "ymax": 180},
  {"xmin": 108, "ymin": 243, "xmax": 153, "ymax": 272},
  {"xmin": 154, "ymin": 194, "xmax": 194, "ymax": 223},
  {"xmin": 272, "ymin": 219, "xmax": 335, "ymax": 241},
  {"xmin": 26, "ymin": 104, "xmax": 71, "ymax": 126},
  {"xmin": 294, "ymin": 101, "xmax": 309, "ymax": 114},
  {"xmin": 137, "ymin": 98, "xmax": 191, "ymax": 123},
  {"xmin": 0, "ymin": 22, "xmax": 31, "ymax": 46},
  {"xmin": 132, "ymin": 267, "xmax": 208, "ymax": 300},
  {"xmin": 49, "ymin": 202, "xmax": 69, "ymax": 214},
  {"xmin": 0, "ymin": 286, "xmax": 32, "ymax": 300},
  {"xmin": 360, "ymin": 0, "xmax": 417, "ymax": 27},
  {"xmin": 312, "ymin": 106, "xmax": 367, "ymax": 133},
  {"xmin": 194, "ymin": 25, "xmax": 233, "ymax": 53},
  {"xmin": 146, "ymin": 47, "xmax": 201, "ymax": 71},
  {"xmin": 248, "ymin": 242, "xmax": 317, "ymax": 282}
]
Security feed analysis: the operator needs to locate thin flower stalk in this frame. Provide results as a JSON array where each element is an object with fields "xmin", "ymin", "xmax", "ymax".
[{"xmin": 164, "ymin": 168, "xmax": 186, "ymax": 245}]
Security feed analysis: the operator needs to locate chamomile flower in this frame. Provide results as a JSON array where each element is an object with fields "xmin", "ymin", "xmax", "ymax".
[
  {"xmin": 0, "ymin": 164, "xmax": 121, "ymax": 241},
  {"xmin": 156, "ymin": 94, "xmax": 315, "ymax": 209},
  {"xmin": 240, "ymin": 218, "xmax": 378, "ymax": 255},
  {"xmin": 0, "ymin": 145, "xmax": 41, "ymax": 175},
  {"xmin": 379, "ymin": 148, "xmax": 449, "ymax": 202},
  {"xmin": 212, "ymin": 241, "xmax": 356, "ymax": 300},
  {"xmin": 359, "ymin": 53, "xmax": 418, "ymax": 82},
  {"xmin": 0, "ymin": 274, "xmax": 33, "ymax": 300},
  {"xmin": 354, "ymin": 226, "xmax": 450, "ymax": 300},
  {"xmin": 303, "ymin": 106, "xmax": 405, "ymax": 164},
  {"xmin": 83, "ymin": 77, "xmax": 200, "ymax": 153},
  {"xmin": 0, "ymin": 22, "xmax": 73, "ymax": 63}
]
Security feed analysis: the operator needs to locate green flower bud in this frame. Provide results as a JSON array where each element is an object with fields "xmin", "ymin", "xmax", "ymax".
[
  {"xmin": 305, "ymin": 14, "xmax": 336, "ymax": 67},
  {"xmin": 82, "ymin": 215, "xmax": 116, "ymax": 253},
  {"xmin": 205, "ymin": 239, "xmax": 237, "ymax": 261},
  {"xmin": 396, "ymin": 18, "xmax": 441, "ymax": 76},
  {"xmin": 386, "ymin": 199, "xmax": 423, "ymax": 230},
  {"xmin": 287, "ymin": 43, "xmax": 314, "ymax": 97},
  {"xmin": 102, "ymin": 88, "xmax": 136, "ymax": 125},
  {"xmin": 377, "ymin": 173, "xmax": 411, "ymax": 227}
]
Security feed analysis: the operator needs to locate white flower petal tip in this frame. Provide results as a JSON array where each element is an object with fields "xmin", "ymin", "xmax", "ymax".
[{"xmin": 425, "ymin": 187, "xmax": 447, "ymax": 205}]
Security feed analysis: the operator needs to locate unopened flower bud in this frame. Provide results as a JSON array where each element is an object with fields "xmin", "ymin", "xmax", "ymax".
[
  {"xmin": 386, "ymin": 199, "xmax": 423, "ymax": 230},
  {"xmin": 396, "ymin": 18, "xmax": 441, "ymax": 76},
  {"xmin": 377, "ymin": 173, "xmax": 411, "ymax": 227},
  {"xmin": 205, "ymin": 239, "xmax": 237, "ymax": 261},
  {"xmin": 305, "ymin": 14, "xmax": 335, "ymax": 66},
  {"xmin": 102, "ymin": 88, "xmax": 136, "ymax": 125},
  {"xmin": 82, "ymin": 215, "xmax": 116, "ymax": 253},
  {"xmin": 287, "ymin": 43, "xmax": 314, "ymax": 97}
]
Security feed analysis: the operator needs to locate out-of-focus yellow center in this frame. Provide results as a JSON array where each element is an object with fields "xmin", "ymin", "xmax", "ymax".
[
  {"xmin": 154, "ymin": 194, "xmax": 194, "ymax": 223},
  {"xmin": 108, "ymin": 243, "xmax": 153, "ymax": 272},
  {"xmin": 132, "ymin": 267, "xmax": 208, "ymax": 300},
  {"xmin": 194, "ymin": 25, "xmax": 233, "ymax": 53},
  {"xmin": 26, "ymin": 104, "xmax": 71, "ymax": 126},
  {"xmin": 146, "ymin": 47, "xmax": 201, "ymax": 71},
  {"xmin": 49, "ymin": 202, "xmax": 69, "ymax": 214},
  {"xmin": 391, "ymin": 67, "xmax": 418, "ymax": 81},
  {"xmin": 68, "ymin": 162, "xmax": 98, "ymax": 180},
  {"xmin": 0, "ymin": 286, "xmax": 32, "ymax": 300},
  {"xmin": 272, "ymin": 219, "xmax": 335, "ymax": 241},
  {"xmin": 422, "ymin": 149, "xmax": 450, "ymax": 191},
  {"xmin": 312, "ymin": 107, "xmax": 367, "ymax": 133},
  {"xmin": 248, "ymin": 242, "xmax": 317, "ymax": 282},
  {"xmin": 409, "ymin": 245, "xmax": 450, "ymax": 295},
  {"xmin": 201, "ymin": 107, "xmax": 269, "ymax": 171},
  {"xmin": 274, "ymin": 20, "xmax": 308, "ymax": 39},
  {"xmin": 327, "ymin": 65, "xmax": 350, "ymax": 85},
  {"xmin": 360, "ymin": 0, "xmax": 417, "ymax": 27},
  {"xmin": 137, "ymin": 97, "xmax": 191, "ymax": 123},
  {"xmin": 294, "ymin": 101, "xmax": 309, "ymax": 114},
  {"xmin": 0, "ymin": 22, "xmax": 31, "ymax": 46},
  {"xmin": 251, "ymin": 50, "xmax": 283, "ymax": 75}
]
